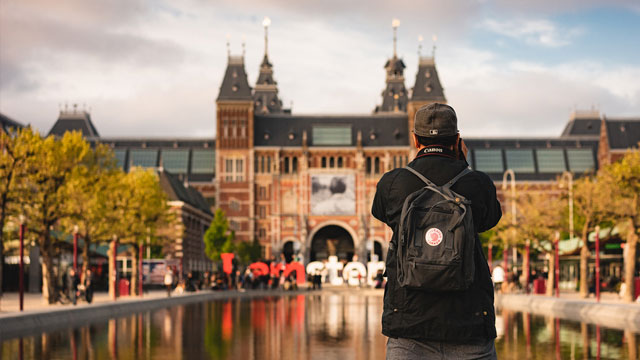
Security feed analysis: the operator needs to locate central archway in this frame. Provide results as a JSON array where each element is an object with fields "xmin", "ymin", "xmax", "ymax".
[{"xmin": 309, "ymin": 225, "xmax": 355, "ymax": 262}]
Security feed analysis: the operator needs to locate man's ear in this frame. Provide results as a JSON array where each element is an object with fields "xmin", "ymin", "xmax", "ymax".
[{"xmin": 412, "ymin": 133, "xmax": 420, "ymax": 148}]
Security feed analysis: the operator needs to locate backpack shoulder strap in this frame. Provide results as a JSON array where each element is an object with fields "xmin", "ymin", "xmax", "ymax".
[
  {"xmin": 403, "ymin": 166, "xmax": 437, "ymax": 187},
  {"xmin": 443, "ymin": 167, "xmax": 473, "ymax": 192}
]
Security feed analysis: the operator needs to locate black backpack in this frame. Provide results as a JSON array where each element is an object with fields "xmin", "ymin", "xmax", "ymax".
[{"xmin": 396, "ymin": 166, "xmax": 476, "ymax": 291}]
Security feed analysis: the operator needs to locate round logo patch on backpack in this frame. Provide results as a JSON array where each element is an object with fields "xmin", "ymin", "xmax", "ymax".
[{"xmin": 425, "ymin": 228, "xmax": 443, "ymax": 246}]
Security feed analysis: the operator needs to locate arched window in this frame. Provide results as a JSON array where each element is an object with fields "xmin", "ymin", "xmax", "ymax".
[
  {"xmin": 337, "ymin": 156, "xmax": 343, "ymax": 168},
  {"xmin": 329, "ymin": 157, "xmax": 335, "ymax": 168},
  {"xmin": 292, "ymin": 157, "xmax": 298, "ymax": 173}
]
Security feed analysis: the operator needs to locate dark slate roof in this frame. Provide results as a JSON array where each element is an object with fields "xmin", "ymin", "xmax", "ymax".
[
  {"xmin": 48, "ymin": 109, "xmax": 100, "ymax": 138},
  {"xmin": 605, "ymin": 117, "xmax": 640, "ymax": 149},
  {"xmin": 101, "ymin": 138, "xmax": 215, "ymax": 149},
  {"xmin": 375, "ymin": 56, "xmax": 408, "ymax": 113},
  {"xmin": 254, "ymin": 54, "xmax": 283, "ymax": 114},
  {"xmin": 1, "ymin": 113, "xmax": 24, "ymax": 133},
  {"xmin": 464, "ymin": 137, "xmax": 599, "ymax": 182},
  {"xmin": 217, "ymin": 56, "xmax": 253, "ymax": 101},
  {"xmin": 158, "ymin": 170, "xmax": 213, "ymax": 216},
  {"xmin": 411, "ymin": 57, "xmax": 446, "ymax": 102},
  {"xmin": 254, "ymin": 114, "xmax": 409, "ymax": 147},
  {"xmin": 561, "ymin": 112, "xmax": 601, "ymax": 137}
]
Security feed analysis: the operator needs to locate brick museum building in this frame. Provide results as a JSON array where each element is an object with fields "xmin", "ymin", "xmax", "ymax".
[{"xmin": 37, "ymin": 24, "xmax": 639, "ymax": 267}]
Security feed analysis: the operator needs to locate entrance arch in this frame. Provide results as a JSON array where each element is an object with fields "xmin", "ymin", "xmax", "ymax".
[
  {"xmin": 282, "ymin": 239, "xmax": 301, "ymax": 263},
  {"xmin": 309, "ymin": 224, "xmax": 355, "ymax": 262}
]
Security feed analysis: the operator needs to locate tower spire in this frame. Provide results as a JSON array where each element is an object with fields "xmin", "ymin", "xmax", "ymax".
[
  {"xmin": 263, "ymin": 16, "xmax": 271, "ymax": 58},
  {"xmin": 392, "ymin": 18, "xmax": 400, "ymax": 58},
  {"xmin": 417, "ymin": 35, "xmax": 423, "ymax": 57},
  {"xmin": 226, "ymin": 34, "xmax": 231, "ymax": 57},
  {"xmin": 432, "ymin": 34, "xmax": 437, "ymax": 58}
]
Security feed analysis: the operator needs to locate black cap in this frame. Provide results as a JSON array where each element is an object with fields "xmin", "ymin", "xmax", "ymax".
[{"xmin": 413, "ymin": 103, "xmax": 458, "ymax": 137}]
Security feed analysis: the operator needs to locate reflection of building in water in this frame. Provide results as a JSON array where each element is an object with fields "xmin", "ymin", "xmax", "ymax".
[{"xmin": 41, "ymin": 20, "xmax": 640, "ymax": 266}]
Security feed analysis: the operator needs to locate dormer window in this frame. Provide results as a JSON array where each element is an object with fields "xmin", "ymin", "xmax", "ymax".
[
  {"xmin": 370, "ymin": 132, "xmax": 377, "ymax": 140},
  {"xmin": 288, "ymin": 132, "xmax": 295, "ymax": 140},
  {"xmin": 232, "ymin": 71, "xmax": 238, "ymax": 78},
  {"xmin": 425, "ymin": 85, "xmax": 432, "ymax": 92},
  {"xmin": 232, "ymin": 85, "xmax": 238, "ymax": 92},
  {"xmin": 264, "ymin": 132, "xmax": 270, "ymax": 140},
  {"xmin": 425, "ymin": 70, "xmax": 431, "ymax": 78}
]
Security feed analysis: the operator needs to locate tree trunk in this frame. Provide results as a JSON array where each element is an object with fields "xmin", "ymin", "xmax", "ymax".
[
  {"xmin": 579, "ymin": 222, "xmax": 590, "ymax": 298},
  {"xmin": 131, "ymin": 244, "xmax": 139, "ymax": 296},
  {"xmin": 546, "ymin": 252, "xmax": 555, "ymax": 297},
  {"xmin": 624, "ymin": 219, "xmax": 638, "ymax": 303},
  {"xmin": 40, "ymin": 237, "xmax": 58, "ymax": 304},
  {"xmin": 82, "ymin": 234, "xmax": 91, "ymax": 279},
  {"xmin": 109, "ymin": 239, "xmax": 117, "ymax": 300}
]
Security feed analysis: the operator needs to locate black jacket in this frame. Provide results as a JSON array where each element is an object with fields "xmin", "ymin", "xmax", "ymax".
[{"xmin": 372, "ymin": 149, "xmax": 502, "ymax": 342}]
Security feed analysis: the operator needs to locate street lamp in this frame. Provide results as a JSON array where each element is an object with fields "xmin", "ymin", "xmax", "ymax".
[
  {"xmin": 502, "ymin": 169, "xmax": 516, "ymax": 276},
  {"xmin": 18, "ymin": 215, "xmax": 26, "ymax": 312},
  {"xmin": 559, "ymin": 171, "xmax": 574, "ymax": 242},
  {"xmin": 73, "ymin": 225, "xmax": 79, "ymax": 272}
]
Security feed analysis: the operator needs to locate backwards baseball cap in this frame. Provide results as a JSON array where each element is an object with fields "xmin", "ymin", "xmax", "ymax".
[{"xmin": 413, "ymin": 103, "xmax": 458, "ymax": 137}]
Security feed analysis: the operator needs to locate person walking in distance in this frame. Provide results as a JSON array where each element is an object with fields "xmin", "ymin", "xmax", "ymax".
[
  {"xmin": 372, "ymin": 103, "xmax": 502, "ymax": 359},
  {"xmin": 164, "ymin": 267, "xmax": 174, "ymax": 297}
]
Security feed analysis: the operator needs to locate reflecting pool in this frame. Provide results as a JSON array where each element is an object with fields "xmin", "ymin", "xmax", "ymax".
[{"xmin": 1, "ymin": 293, "xmax": 638, "ymax": 359}]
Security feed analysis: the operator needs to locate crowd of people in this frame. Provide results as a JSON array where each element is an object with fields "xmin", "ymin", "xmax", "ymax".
[{"xmin": 63, "ymin": 267, "xmax": 95, "ymax": 305}]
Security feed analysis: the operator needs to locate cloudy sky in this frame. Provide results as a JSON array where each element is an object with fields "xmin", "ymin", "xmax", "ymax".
[{"xmin": 1, "ymin": 0, "xmax": 639, "ymax": 138}]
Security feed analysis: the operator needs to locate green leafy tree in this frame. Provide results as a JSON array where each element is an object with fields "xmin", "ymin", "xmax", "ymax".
[
  {"xmin": 516, "ymin": 184, "xmax": 567, "ymax": 296},
  {"xmin": 599, "ymin": 151, "xmax": 640, "ymax": 302},
  {"xmin": 236, "ymin": 239, "xmax": 262, "ymax": 264},
  {"xmin": 20, "ymin": 131, "xmax": 91, "ymax": 303},
  {"xmin": 120, "ymin": 169, "xmax": 172, "ymax": 296},
  {"xmin": 0, "ymin": 128, "xmax": 34, "ymax": 304},
  {"xmin": 204, "ymin": 209, "xmax": 235, "ymax": 262},
  {"xmin": 60, "ymin": 143, "xmax": 120, "ymax": 276},
  {"xmin": 573, "ymin": 175, "xmax": 608, "ymax": 298}
]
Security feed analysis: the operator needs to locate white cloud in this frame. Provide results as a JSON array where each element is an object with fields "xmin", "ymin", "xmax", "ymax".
[{"xmin": 482, "ymin": 18, "xmax": 583, "ymax": 47}]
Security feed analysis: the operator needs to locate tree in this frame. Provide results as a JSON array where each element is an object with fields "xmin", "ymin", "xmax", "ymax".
[
  {"xmin": 118, "ymin": 169, "xmax": 172, "ymax": 296},
  {"xmin": 20, "ymin": 131, "xmax": 91, "ymax": 303},
  {"xmin": 516, "ymin": 184, "xmax": 567, "ymax": 296},
  {"xmin": 573, "ymin": 175, "xmax": 608, "ymax": 298},
  {"xmin": 236, "ymin": 239, "xmax": 262, "ymax": 264},
  {"xmin": 204, "ymin": 209, "xmax": 235, "ymax": 262},
  {"xmin": 0, "ymin": 128, "xmax": 34, "ymax": 305},
  {"xmin": 600, "ymin": 151, "xmax": 640, "ymax": 302},
  {"xmin": 60, "ymin": 143, "xmax": 120, "ymax": 277}
]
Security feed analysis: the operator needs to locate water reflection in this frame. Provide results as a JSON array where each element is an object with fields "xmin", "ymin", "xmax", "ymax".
[
  {"xmin": 495, "ymin": 308, "xmax": 639, "ymax": 359},
  {"xmin": 1, "ymin": 294, "xmax": 638, "ymax": 359}
]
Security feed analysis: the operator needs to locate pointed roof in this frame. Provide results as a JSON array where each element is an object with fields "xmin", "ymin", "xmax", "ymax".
[
  {"xmin": 375, "ymin": 56, "xmax": 408, "ymax": 113},
  {"xmin": 158, "ymin": 170, "xmax": 212, "ymax": 216},
  {"xmin": 48, "ymin": 106, "xmax": 100, "ymax": 138},
  {"xmin": 1, "ymin": 112, "xmax": 24, "ymax": 134},
  {"xmin": 217, "ymin": 55, "xmax": 253, "ymax": 102},
  {"xmin": 561, "ymin": 110, "xmax": 601, "ymax": 138},
  {"xmin": 411, "ymin": 56, "xmax": 446, "ymax": 103},
  {"xmin": 253, "ymin": 54, "xmax": 283, "ymax": 114}
]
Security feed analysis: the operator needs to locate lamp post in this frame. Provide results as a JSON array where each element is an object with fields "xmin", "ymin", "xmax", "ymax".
[
  {"xmin": 560, "ymin": 171, "xmax": 574, "ymax": 242},
  {"xmin": 502, "ymin": 169, "xmax": 516, "ymax": 276},
  {"xmin": 555, "ymin": 231, "xmax": 560, "ymax": 297},
  {"xmin": 18, "ymin": 215, "xmax": 26, "ymax": 312},
  {"xmin": 525, "ymin": 239, "xmax": 530, "ymax": 294},
  {"xmin": 595, "ymin": 225, "xmax": 601, "ymax": 302},
  {"xmin": 73, "ymin": 225, "xmax": 79, "ymax": 273}
]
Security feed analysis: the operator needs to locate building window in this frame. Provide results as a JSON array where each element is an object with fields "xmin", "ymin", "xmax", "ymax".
[
  {"xmin": 258, "ymin": 206, "xmax": 266, "ymax": 218},
  {"xmin": 366, "ymin": 156, "xmax": 372, "ymax": 173},
  {"xmin": 313, "ymin": 125, "xmax": 352, "ymax": 145},
  {"xmin": 321, "ymin": 157, "xmax": 327, "ymax": 168},
  {"xmin": 258, "ymin": 228, "xmax": 266, "ymax": 239},
  {"xmin": 229, "ymin": 220, "xmax": 239, "ymax": 231},
  {"xmin": 292, "ymin": 157, "xmax": 298, "ymax": 173},
  {"xmin": 374, "ymin": 157, "xmax": 380, "ymax": 174},
  {"xmin": 474, "ymin": 149, "xmax": 504, "ymax": 173},
  {"xmin": 224, "ymin": 157, "xmax": 244, "ymax": 182},
  {"xmin": 337, "ymin": 156, "xmax": 343, "ymax": 168},
  {"xmin": 130, "ymin": 149, "xmax": 158, "ymax": 168},
  {"xmin": 191, "ymin": 150, "xmax": 215, "ymax": 174},
  {"xmin": 161, "ymin": 149, "xmax": 189, "ymax": 173},
  {"xmin": 329, "ymin": 157, "xmax": 335, "ymax": 168},
  {"xmin": 258, "ymin": 186, "xmax": 266, "ymax": 200},
  {"xmin": 267, "ymin": 157, "xmax": 271, "ymax": 173},
  {"xmin": 230, "ymin": 199, "xmax": 240, "ymax": 212},
  {"xmin": 284, "ymin": 157, "xmax": 290, "ymax": 173}
]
